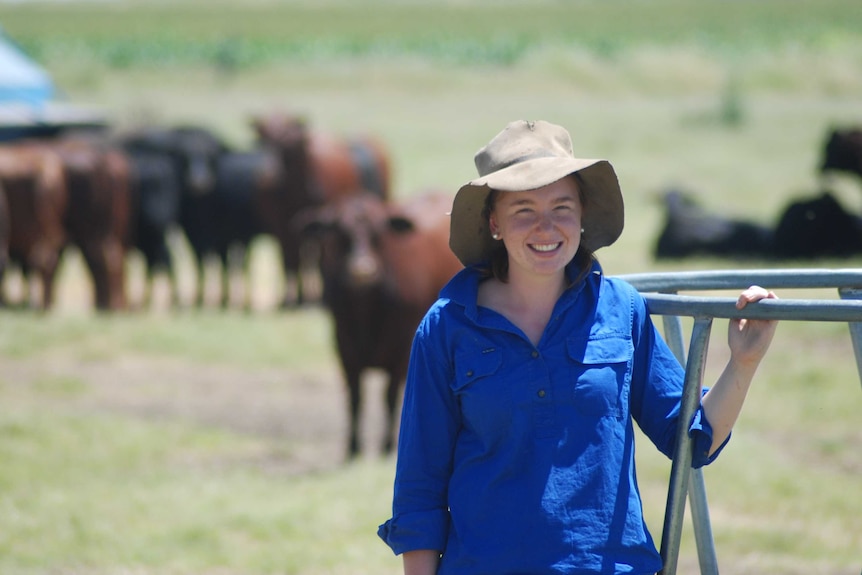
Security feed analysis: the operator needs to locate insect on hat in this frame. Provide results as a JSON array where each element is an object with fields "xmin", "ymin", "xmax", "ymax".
[{"xmin": 448, "ymin": 120, "xmax": 625, "ymax": 267}]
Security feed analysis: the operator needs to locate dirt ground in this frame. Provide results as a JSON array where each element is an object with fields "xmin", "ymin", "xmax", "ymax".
[
  {"xmin": 4, "ymin": 347, "xmax": 397, "ymax": 473},
  {"xmin": 2, "ymin": 248, "xmax": 395, "ymax": 476}
]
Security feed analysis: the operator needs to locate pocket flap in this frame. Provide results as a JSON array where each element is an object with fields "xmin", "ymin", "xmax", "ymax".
[
  {"xmin": 451, "ymin": 345, "xmax": 503, "ymax": 391},
  {"xmin": 567, "ymin": 334, "xmax": 632, "ymax": 364}
]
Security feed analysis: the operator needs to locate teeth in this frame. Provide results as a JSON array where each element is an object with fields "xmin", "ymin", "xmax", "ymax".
[{"xmin": 532, "ymin": 243, "xmax": 560, "ymax": 252}]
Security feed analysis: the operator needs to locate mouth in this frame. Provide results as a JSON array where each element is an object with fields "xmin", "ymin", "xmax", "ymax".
[{"xmin": 530, "ymin": 242, "xmax": 562, "ymax": 253}]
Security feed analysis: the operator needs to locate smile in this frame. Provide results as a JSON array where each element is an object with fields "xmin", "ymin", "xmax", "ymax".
[{"xmin": 530, "ymin": 242, "xmax": 562, "ymax": 252}]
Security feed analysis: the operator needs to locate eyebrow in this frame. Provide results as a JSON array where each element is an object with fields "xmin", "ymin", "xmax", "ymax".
[{"xmin": 506, "ymin": 195, "xmax": 577, "ymax": 207}]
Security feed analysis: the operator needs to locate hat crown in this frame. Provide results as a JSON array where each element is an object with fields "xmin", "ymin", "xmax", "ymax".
[{"xmin": 475, "ymin": 120, "xmax": 574, "ymax": 177}]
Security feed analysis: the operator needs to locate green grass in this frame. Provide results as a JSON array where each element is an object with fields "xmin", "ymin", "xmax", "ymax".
[
  {"xmin": 3, "ymin": 0, "xmax": 861, "ymax": 68},
  {"xmin": 1, "ymin": 1, "xmax": 861, "ymax": 573},
  {"xmin": 0, "ymin": 408, "xmax": 397, "ymax": 574},
  {"xmin": 0, "ymin": 306, "xmax": 332, "ymax": 368}
]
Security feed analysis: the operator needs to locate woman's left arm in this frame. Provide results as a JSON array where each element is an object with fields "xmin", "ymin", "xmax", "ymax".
[{"xmin": 702, "ymin": 285, "xmax": 779, "ymax": 455}]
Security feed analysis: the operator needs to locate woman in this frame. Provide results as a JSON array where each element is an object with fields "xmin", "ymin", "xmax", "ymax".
[{"xmin": 378, "ymin": 120, "xmax": 778, "ymax": 575}]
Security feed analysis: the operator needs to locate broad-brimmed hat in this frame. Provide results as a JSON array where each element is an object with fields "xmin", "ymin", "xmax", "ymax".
[{"xmin": 449, "ymin": 120, "xmax": 624, "ymax": 267}]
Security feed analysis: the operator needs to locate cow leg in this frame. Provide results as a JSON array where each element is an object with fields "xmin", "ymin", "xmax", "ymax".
[
  {"xmin": 278, "ymin": 238, "xmax": 301, "ymax": 309},
  {"xmin": 219, "ymin": 249, "xmax": 231, "ymax": 309},
  {"xmin": 239, "ymin": 245, "xmax": 254, "ymax": 313},
  {"xmin": 159, "ymin": 250, "xmax": 181, "ymax": 309},
  {"xmin": 382, "ymin": 373, "xmax": 402, "ymax": 456},
  {"xmin": 38, "ymin": 252, "xmax": 61, "ymax": 312},
  {"xmin": 345, "ymin": 370, "xmax": 362, "ymax": 460},
  {"xmin": 79, "ymin": 242, "xmax": 110, "ymax": 310},
  {"xmin": 194, "ymin": 256, "xmax": 207, "ymax": 308},
  {"xmin": 30, "ymin": 241, "xmax": 60, "ymax": 311},
  {"xmin": 104, "ymin": 239, "xmax": 127, "ymax": 311},
  {"xmin": 167, "ymin": 266, "xmax": 181, "ymax": 309}
]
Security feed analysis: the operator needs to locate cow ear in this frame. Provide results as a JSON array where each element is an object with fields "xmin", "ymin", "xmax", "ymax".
[
  {"xmin": 300, "ymin": 219, "xmax": 328, "ymax": 239},
  {"xmin": 291, "ymin": 206, "xmax": 329, "ymax": 238},
  {"xmin": 387, "ymin": 216, "xmax": 415, "ymax": 234}
]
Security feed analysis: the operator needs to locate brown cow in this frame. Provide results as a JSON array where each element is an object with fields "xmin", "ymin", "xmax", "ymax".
[
  {"xmin": 0, "ymin": 182, "xmax": 8, "ymax": 294},
  {"xmin": 250, "ymin": 112, "xmax": 392, "ymax": 307},
  {"xmin": 300, "ymin": 190, "xmax": 462, "ymax": 459},
  {"xmin": 0, "ymin": 142, "xmax": 68, "ymax": 310},
  {"xmin": 51, "ymin": 136, "xmax": 132, "ymax": 311}
]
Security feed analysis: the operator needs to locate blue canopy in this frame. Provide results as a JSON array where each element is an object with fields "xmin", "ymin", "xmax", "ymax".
[{"xmin": 0, "ymin": 25, "xmax": 54, "ymax": 106}]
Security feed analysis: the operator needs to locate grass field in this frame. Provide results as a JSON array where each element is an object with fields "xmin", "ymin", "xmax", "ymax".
[{"xmin": 1, "ymin": 1, "xmax": 861, "ymax": 574}]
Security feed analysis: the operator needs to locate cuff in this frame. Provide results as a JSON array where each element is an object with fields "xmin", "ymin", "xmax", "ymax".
[
  {"xmin": 378, "ymin": 508, "xmax": 449, "ymax": 556},
  {"xmin": 688, "ymin": 406, "xmax": 730, "ymax": 468}
]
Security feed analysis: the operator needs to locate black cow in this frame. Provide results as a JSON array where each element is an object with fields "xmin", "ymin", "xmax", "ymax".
[
  {"xmin": 206, "ymin": 149, "xmax": 278, "ymax": 309},
  {"xmin": 772, "ymin": 191, "xmax": 862, "ymax": 259},
  {"xmin": 654, "ymin": 189, "xmax": 774, "ymax": 260},
  {"xmin": 120, "ymin": 147, "xmax": 182, "ymax": 308},
  {"xmin": 820, "ymin": 128, "xmax": 862, "ymax": 180},
  {"xmin": 118, "ymin": 126, "xmax": 230, "ymax": 307}
]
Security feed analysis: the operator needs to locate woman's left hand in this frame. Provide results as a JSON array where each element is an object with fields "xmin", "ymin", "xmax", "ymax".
[{"xmin": 728, "ymin": 285, "xmax": 779, "ymax": 366}]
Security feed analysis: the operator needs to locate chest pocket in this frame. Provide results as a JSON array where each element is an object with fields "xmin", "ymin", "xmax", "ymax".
[
  {"xmin": 567, "ymin": 334, "xmax": 632, "ymax": 418},
  {"xmin": 451, "ymin": 345, "xmax": 508, "ymax": 436},
  {"xmin": 452, "ymin": 345, "xmax": 503, "ymax": 392}
]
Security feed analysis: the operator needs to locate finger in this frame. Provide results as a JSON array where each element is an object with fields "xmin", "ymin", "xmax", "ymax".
[{"xmin": 736, "ymin": 285, "xmax": 770, "ymax": 309}]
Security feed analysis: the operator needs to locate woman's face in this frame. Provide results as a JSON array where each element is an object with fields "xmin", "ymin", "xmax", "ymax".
[{"xmin": 489, "ymin": 176, "xmax": 583, "ymax": 280}]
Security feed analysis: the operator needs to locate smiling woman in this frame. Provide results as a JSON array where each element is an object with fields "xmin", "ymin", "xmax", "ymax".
[{"xmin": 378, "ymin": 120, "xmax": 778, "ymax": 575}]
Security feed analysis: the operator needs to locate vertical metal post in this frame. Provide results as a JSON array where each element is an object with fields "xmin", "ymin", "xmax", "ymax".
[
  {"xmin": 661, "ymin": 315, "xmax": 719, "ymax": 575},
  {"xmin": 839, "ymin": 287, "xmax": 862, "ymax": 390},
  {"xmin": 659, "ymin": 316, "xmax": 713, "ymax": 575}
]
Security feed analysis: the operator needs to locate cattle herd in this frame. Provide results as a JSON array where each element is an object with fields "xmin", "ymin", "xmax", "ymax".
[
  {"xmin": 655, "ymin": 126, "xmax": 862, "ymax": 261},
  {"xmin": 0, "ymin": 111, "xmax": 402, "ymax": 312},
  {"xmin": 0, "ymin": 111, "xmax": 466, "ymax": 458}
]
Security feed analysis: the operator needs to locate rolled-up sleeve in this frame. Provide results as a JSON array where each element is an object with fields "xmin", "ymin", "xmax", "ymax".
[
  {"xmin": 378, "ymin": 310, "xmax": 459, "ymax": 555},
  {"xmin": 689, "ymin": 406, "xmax": 730, "ymax": 468},
  {"xmin": 629, "ymin": 290, "xmax": 731, "ymax": 468}
]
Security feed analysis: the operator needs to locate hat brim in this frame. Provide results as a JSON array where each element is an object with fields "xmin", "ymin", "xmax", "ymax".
[{"xmin": 449, "ymin": 158, "xmax": 624, "ymax": 267}]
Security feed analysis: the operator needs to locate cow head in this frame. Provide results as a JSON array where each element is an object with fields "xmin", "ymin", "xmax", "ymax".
[
  {"xmin": 120, "ymin": 126, "xmax": 228, "ymax": 198},
  {"xmin": 820, "ymin": 128, "xmax": 862, "ymax": 176},
  {"xmin": 297, "ymin": 193, "xmax": 414, "ymax": 294},
  {"xmin": 172, "ymin": 126, "xmax": 230, "ymax": 197}
]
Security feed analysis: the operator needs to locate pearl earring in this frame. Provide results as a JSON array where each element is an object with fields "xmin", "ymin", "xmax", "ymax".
[
  {"xmin": 580, "ymin": 228, "xmax": 585, "ymax": 234},
  {"xmin": 492, "ymin": 232, "xmax": 501, "ymax": 240}
]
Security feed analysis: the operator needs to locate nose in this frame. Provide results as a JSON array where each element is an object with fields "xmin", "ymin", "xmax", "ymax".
[{"xmin": 535, "ymin": 210, "xmax": 555, "ymax": 232}]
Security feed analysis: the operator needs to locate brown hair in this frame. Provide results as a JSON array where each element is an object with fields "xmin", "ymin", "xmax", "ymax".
[{"xmin": 478, "ymin": 174, "xmax": 595, "ymax": 285}]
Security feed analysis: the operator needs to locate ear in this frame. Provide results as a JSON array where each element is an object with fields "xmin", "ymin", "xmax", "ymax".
[
  {"xmin": 488, "ymin": 214, "xmax": 499, "ymax": 237},
  {"xmin": 292, "ymin": 206, "xmax": 332, "ymax": 238},
  {"xmin": 387, "ymin": 216, "xmax": 415, "ymax": 234}
]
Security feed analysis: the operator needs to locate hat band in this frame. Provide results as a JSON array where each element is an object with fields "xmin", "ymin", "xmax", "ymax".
[{"xmin": 486, "ymin": 149, "xmax": 557, "ymax": 174}]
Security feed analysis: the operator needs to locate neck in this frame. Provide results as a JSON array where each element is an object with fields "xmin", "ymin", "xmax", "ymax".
[{"xmin": 505, "ymin": 267, "xmax": 568, "ymax": 311}]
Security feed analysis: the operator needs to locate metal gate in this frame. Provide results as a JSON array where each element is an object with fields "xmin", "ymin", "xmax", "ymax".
[{"xmin": 616, "ymin": 268, "xmax": 862, "ymax": 575}]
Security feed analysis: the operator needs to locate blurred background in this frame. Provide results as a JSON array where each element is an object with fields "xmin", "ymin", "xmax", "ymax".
[{"xmin": 0, "ymin": 1, "xmax": 860, "ymax": 574}]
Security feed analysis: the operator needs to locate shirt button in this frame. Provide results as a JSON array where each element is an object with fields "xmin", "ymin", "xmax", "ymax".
[
  {"xmin": 537, "ymin": 389, "xmax": 546, "ymax": 398},
  {"xmin": 531, "ymin": 351, "xmax": 539, "ymax": 358},
  {"xmin": 466, "ymin": 370, "xmax": 474, "ymax": 377}
]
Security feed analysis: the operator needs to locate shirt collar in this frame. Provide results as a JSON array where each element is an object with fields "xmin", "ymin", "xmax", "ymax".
[{"xmin": 440, "ymin": 259, "xmax": 603, "ymax": 320}]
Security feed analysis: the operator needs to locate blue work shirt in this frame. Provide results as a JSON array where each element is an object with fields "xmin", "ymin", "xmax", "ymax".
[{"xmin": 378, "ymin": 262, "xmax": 726, "ymax": 575}]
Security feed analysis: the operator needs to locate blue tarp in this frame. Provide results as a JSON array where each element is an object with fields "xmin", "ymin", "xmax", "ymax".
[
  {"xmin": 0, "ymin": 25, "xmax": 54, "ymax": 107},
  {"xmin": 0, "ymin": 25, "xmax": 105, "ymax": 141}
]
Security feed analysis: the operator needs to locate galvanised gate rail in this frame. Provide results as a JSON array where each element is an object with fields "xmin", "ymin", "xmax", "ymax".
[{"xmin": 615, "ymin": 268, "xmax": 862, "ymax": 575}]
